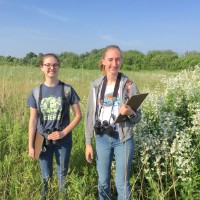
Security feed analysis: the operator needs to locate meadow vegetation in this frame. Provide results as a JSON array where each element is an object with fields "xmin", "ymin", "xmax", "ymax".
[
  {"xmin": 1, "ymin": 48, "xmax": 200, "ymax": 71},
  {"xmin": 0, "ymin": 66, "xmax": 199, "ymax": 199}
]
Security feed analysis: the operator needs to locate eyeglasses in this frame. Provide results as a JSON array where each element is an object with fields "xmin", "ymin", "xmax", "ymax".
[{"xmin": 43, "ymin": 63, "xmax": 59, "ymax": 69}]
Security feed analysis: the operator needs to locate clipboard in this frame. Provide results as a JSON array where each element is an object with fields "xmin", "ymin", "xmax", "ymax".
[
  {"xmin": 115, "ymin": 93, "xmax": 148, "ymax": 124},
  {"xmin": 34, "ymin": 131, "xmax": 44, "ymax": 159}
]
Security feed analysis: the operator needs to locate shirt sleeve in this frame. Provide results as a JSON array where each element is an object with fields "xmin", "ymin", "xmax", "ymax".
[
  {"xmin": 70, "ymin": 87, "xmax": 80, "ymax": 105},
  {"xmin": 27, "ymin": 90, "xmax": 37, "ymax": 109}
]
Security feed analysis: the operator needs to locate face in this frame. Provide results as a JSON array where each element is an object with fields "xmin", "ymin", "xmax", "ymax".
[
  {"xmin": 102, "ymin": 48, "xmax": 122, "ymax": 76},
  {"xmin": 40, "ymin": 56, "xmax": 59, "ymax": 78}
]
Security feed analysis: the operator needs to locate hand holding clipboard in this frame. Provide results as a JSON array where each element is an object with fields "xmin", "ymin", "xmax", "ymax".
[{"xmin": 115, "ymin": 93, "xmax": 148, "ymax": 124}]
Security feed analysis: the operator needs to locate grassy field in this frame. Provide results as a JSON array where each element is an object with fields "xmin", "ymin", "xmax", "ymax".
[
  {"xmin": 0, "ymin": 65, "xmax": 176, "ymax": 115},
  {"xmin": 1, "ymin": 65, "xmax": 199, "ymax": 200}
]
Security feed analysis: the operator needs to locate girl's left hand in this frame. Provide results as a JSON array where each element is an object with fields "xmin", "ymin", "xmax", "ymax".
[
  {"xmin": 120, "ymin": 104, "xmax": 136, "ymax": 116},
  {"xmin": 47, "ymin": 130, "xmax": 66, "ymax": 140}
]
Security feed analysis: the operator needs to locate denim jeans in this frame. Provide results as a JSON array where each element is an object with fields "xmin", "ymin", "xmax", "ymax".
[
  {"xmin": 39, "ymin": 134, "xmax": 72, "ymax": 192},
  {"xmin": 96, "ymin": 133, "xmax": 134, "ymax": 200}
]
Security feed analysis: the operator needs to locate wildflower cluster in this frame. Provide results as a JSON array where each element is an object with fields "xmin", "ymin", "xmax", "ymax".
[{"xmin": 134, "ymin": 66, "xmax": 200, "ymax": 196}]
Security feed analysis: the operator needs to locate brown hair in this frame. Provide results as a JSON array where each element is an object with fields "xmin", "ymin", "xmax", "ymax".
[
  {"xmin": 39, "ymin": 53, "xmax": 60, "ymax": 67},
  {"xmin": 99, "ymin": 45, "xmax": 122, "ymax": 75},
  {"xmin": 39, "ymin": 53, "xmax": 60, "ymax": 81}
]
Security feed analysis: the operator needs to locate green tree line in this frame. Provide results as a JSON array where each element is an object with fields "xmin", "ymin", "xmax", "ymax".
[{"xmin": 1, "ymin": 49, "xmax": 200, "ymax": 71}]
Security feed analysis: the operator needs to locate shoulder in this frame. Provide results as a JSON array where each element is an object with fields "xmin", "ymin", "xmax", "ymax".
[
  {"xmin": 27, "ymin": 86, "xmax": 40, "ymax": 108},
  {"xmin": 32, "ymin": 85, "xmax": 40, "ymax": 92},
  {"xmin": 59, "ymin": 81, "xmax": 71, "ymax": 88},
  {"xmin": 59, "ymin": 81, "xmax": 72, "ymax": 96},
  {"xmin": 62, "ymin": 82, "xmax": 72, "ymax": 89},
  {"xmin": 121, "ymin": 73, "xmax": 134, "ymax": 87},
  {"xmin": 91, "ymin": 75, "xmax": 104, "ymax": 87},
  {"xmin": 61, "ymin": 81, "xmax": 80, "ymax": 99},
  {"xmin": 32, "ymin": 85, "xmax": 41, "ymax": 99},
  {"xmin": 121, "ymin": 73, "xmax": 139, "ymax": 94},
  {"xmin": 64, "ymin": 84, "xmax": 72, "ymax": 97}
]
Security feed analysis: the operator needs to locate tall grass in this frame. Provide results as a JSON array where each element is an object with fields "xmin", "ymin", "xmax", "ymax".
[{"xmin": 1, "ymin": 65, "xmax": 199, "ymax": 200}]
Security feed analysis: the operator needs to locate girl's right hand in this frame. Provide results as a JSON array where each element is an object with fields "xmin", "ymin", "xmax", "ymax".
[
  {"xmin": 85, "ymin": 144, "xmax": 93, "ymax": 163},
  {"xmin": 28, "ymin": 147, "xmax": 35, "ymax": 158}
]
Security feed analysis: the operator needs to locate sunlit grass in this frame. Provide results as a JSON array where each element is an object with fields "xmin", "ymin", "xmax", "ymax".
[{"xmin": 2, "ymin": 65, "xmax": 191, "ymax": 200}]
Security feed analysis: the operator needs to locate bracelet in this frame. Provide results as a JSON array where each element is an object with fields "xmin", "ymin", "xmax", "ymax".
[{"xmin": 128, "ymin": 114, "xmax": 135, "ymax": 119}]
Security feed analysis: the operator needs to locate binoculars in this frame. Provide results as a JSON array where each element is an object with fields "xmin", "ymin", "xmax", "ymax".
[
  {"xmin": 42, "ymin": 128, "xmax": 61, "ymax": 146},
  {"xmin": 94, "ymin": 120, "xmax": 117, "ymax": 136}
]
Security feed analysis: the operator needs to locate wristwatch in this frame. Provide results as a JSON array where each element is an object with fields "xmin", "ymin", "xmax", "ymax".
[{"xmin": 128, "ymin": 113, "xmax": 135, "ymax": 119}]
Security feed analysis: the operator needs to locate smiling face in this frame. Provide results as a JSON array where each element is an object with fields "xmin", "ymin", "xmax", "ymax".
[
  {"xmin": 102, "ymin": 47, "xmax": 122, "ymax": 76},
  {"xmin": 40, "ymin": 55, "xmax": 60, "ymax": 79}
]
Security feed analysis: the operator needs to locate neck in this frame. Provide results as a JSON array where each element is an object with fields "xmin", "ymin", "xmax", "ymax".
[
  {"xmin": 106, "ymin": 73, "xmax": 118, "ymax": 85},
  {"xmin": 44, "ymin": 78, "xmax": 59, "ymax": 87}
]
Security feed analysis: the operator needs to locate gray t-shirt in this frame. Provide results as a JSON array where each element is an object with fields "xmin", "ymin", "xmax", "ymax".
[{"xmin": 27, "ymin": 81, "xmax": 80, "ymax": 140}]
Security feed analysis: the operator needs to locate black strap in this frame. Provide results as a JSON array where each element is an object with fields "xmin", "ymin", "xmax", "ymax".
[
  {"xmin": 100, "ymin": 72, "xmax": 121, "ymax": 105},
  {"xmin": 38, "ymin": 84, "xmax": 43, "ymax": 126},
  {"xmin": 59, "ymin": 82, "xmax": 67, "ymax": 128},
  {"xmin": 98, "ymin": 73, "xmax": 122, "ymax": 123},
  {"xmin": 113, "ymin": 73, "xmax": 121, "ymax": 101},
  {"xmin": 100, "ymin": 76, "xmax": 108, "ymax": 105}
]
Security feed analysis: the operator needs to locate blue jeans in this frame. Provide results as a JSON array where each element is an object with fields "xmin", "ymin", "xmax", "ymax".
[
  {"xmin": 39, "ymin": 134, "xmax": 72, "ymax": 192},
  {"xmin": 96, "ymin": 133, "xmax": 134, "ymax": 200}
]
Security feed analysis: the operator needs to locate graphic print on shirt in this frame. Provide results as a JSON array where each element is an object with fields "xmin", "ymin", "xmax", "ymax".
[
  {"xmin": 40, "ymin": 96, "xmax": 62, "ymax": 121},
  {"xmin": 98, "ymin": 84, "xmax": 121, "ymax": 125},
  {"xmin": 103, "ymin": 92, "xmax": 120, "ymax": 107}
]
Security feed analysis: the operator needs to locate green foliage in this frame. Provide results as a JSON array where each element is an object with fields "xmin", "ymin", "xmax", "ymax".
[
  {"xmin": 134, "ymin": 66, "xmax": 200, "ymax": 199},
  {"xmin": 1, "ymin": 48, "xmax": 200, "ymax": 71},
  {"xmin": 59, "ymin": 52, "xmax": 79, "ymax": 68},
  {"xmin": 23, "ymin": 52, "xmax": 38, "ymax": 66},
  {"xmin": 80, "ymin": 48, "xmax": 102, "ymax": 69},
  {"xmin": 122, "ymin": 50, "xmax": 145, "ymax": 70},
  {"xmin": 145, "ymin": 50, "xmax": 179, "ymax": 70}
]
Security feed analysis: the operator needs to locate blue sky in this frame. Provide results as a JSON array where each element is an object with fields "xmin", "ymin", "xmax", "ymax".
[{"xmin": 0, "ymin": 0, "xmax": 200, "ymax": 58}]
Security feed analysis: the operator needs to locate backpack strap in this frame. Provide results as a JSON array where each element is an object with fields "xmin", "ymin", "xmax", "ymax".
[
  {"xmin": 100, "ymin": 72, "xmax": 121, "ymax": 105},
  {"xmin": 32, "ymin": 86, "xmax": 40, "ymax": 111},
  {"xmin": 98, "ymin": 73, "xmax": 122, "ymax": 123},
  {"xmin": 59, "ymin": 81, "xmax": 71, "ymax": 127},
  {"xmin": 32, "ymin": 84, "xmax": 44, "ymax": 125},
  {"xmin": 59, "ymin": 81, "xmax": 71, "ymax": 104},
  {"xmin": 32, "ymin": 82, "xmax": 71, "ymax": 110}
]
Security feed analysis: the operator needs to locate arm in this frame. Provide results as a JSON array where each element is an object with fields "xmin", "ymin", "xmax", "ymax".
[
  {"xmin": 84, "ymin": 84, "xmax": 95, "ymax": 145},
  {"xmin": 85, "ymin": 144, "xmax": 93, "ymax": 163},
  {"xmin": 120, "ymin": 80, "xmax": 142, "ymax": 124},
  {"xmin": 48, "ymin": 102, "xmax": 82, "ymax": 140},
  {"xmin": 28, "ymin": 107, "xmax": 38, "ymax": 158},
  {"xmin": 63, "ymin": 102, "xmax": 82, "ymax": 135},
  {"xmin": 128, "ymin": 83, "xmax": 142, "ymax": 124},
  {"xmin": 120, "ymin": 104, "xmax": 136, "ymax": 116},
  {"xmin": 85, "ymin": 84, "xmax": 95, "ymax": 163}
]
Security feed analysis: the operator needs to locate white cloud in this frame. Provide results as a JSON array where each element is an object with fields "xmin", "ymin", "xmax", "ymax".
[
  {"xmin": 99, "ymin": 34, "xmax": 142, "ymax": 46},
  {"xmin": 99, "ymin": 34, "xmax": 114, "ymax": 41}
]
